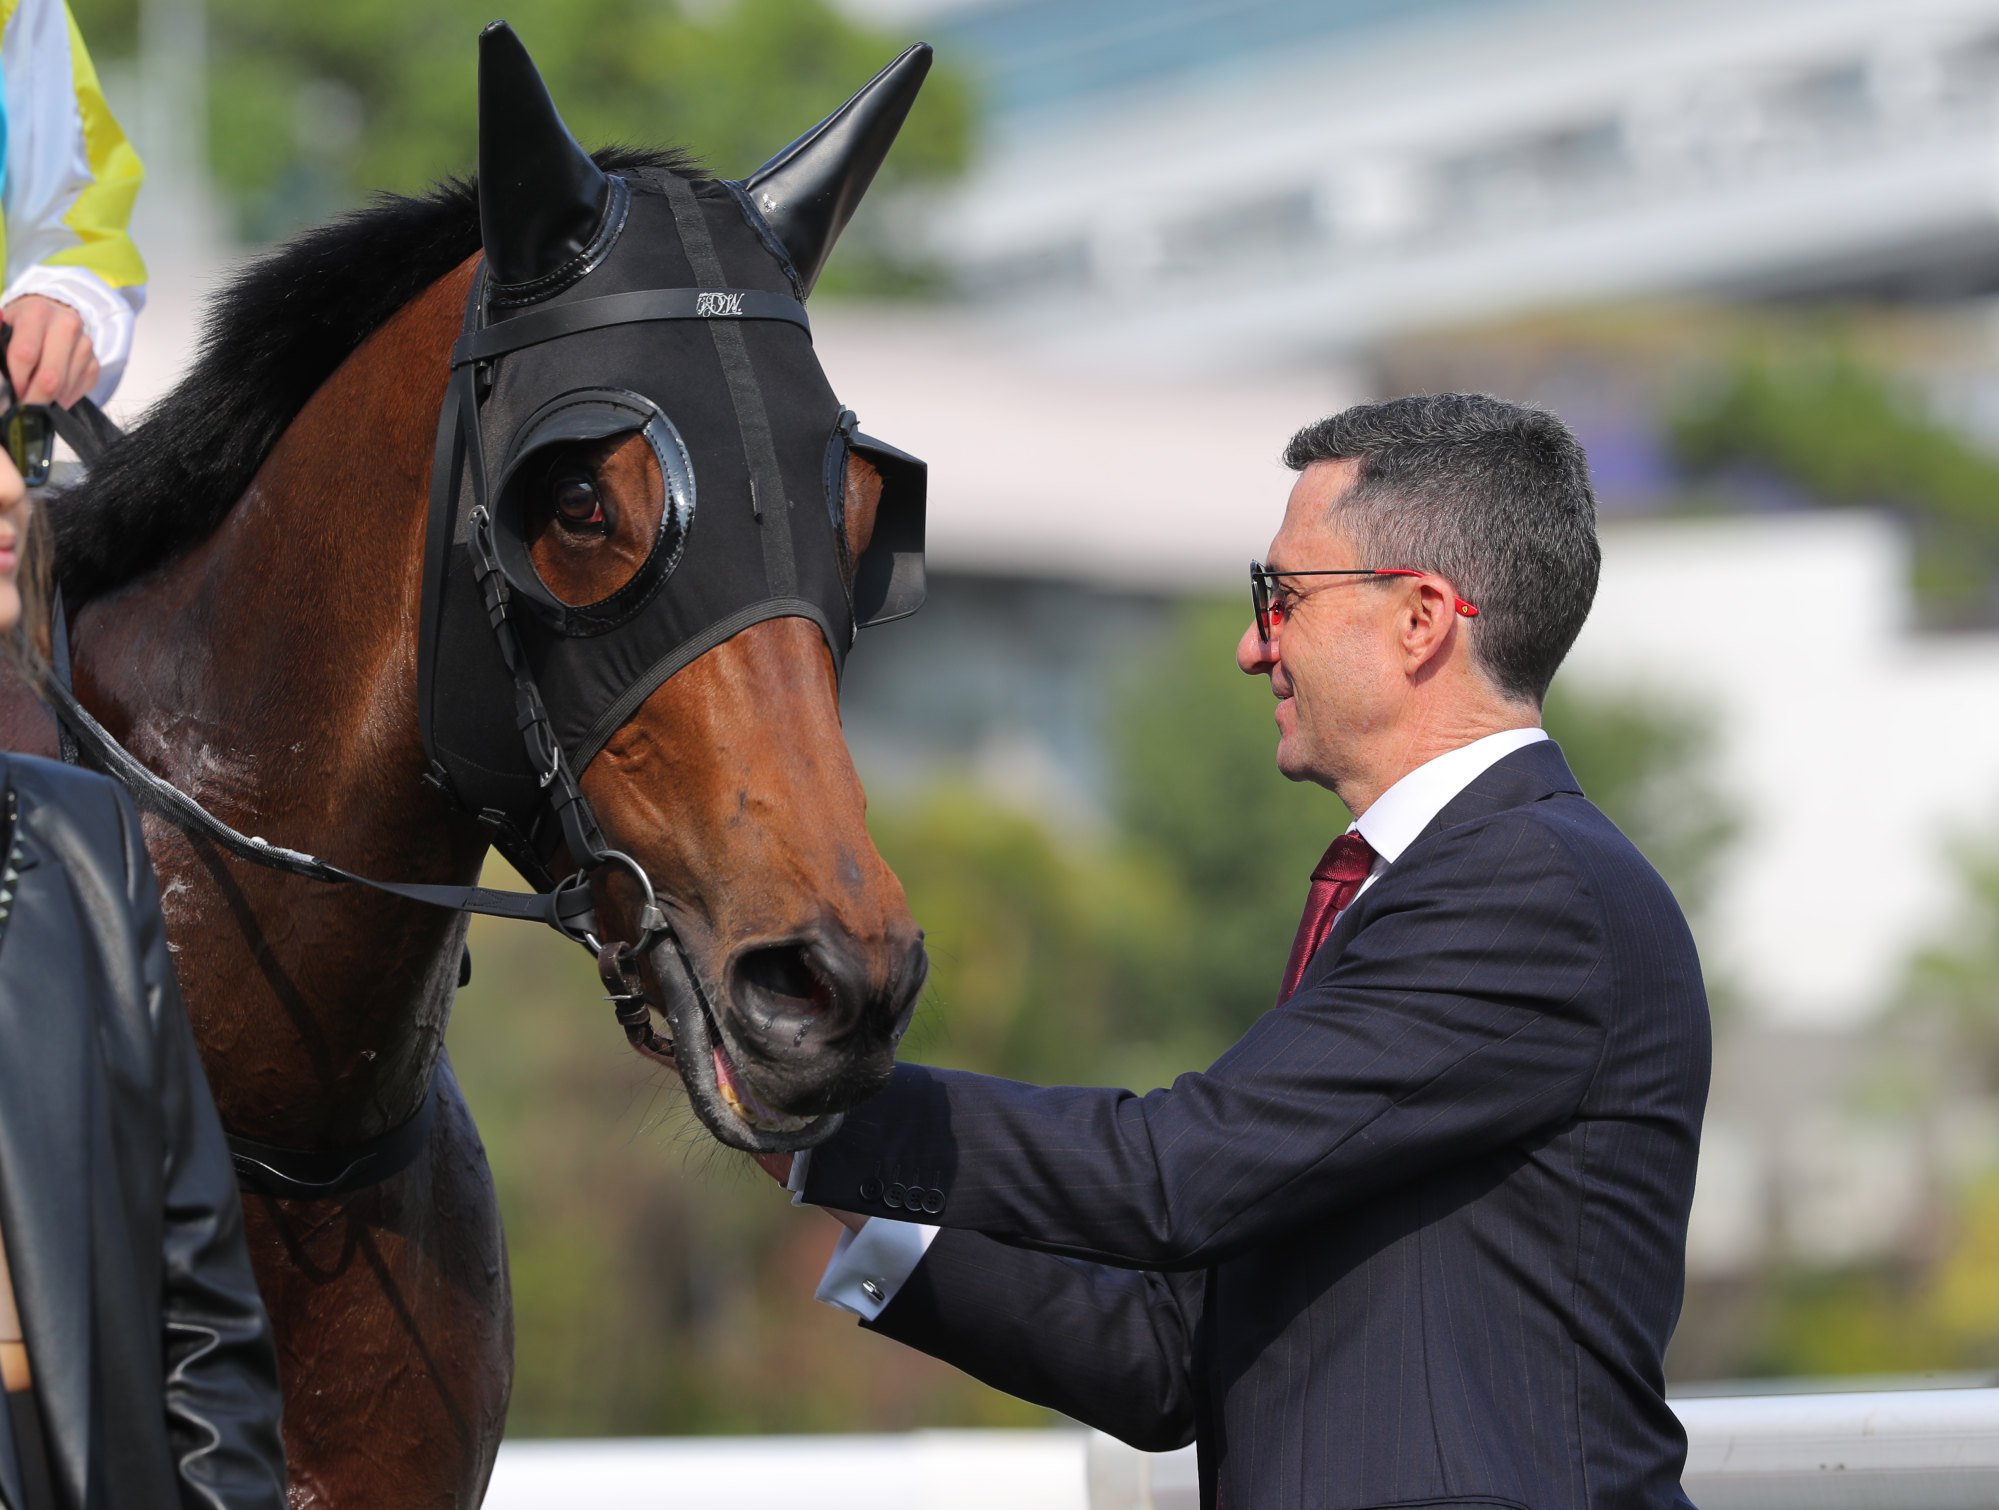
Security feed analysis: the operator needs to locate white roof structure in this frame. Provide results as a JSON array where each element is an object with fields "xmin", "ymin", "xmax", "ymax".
[
  {"xmin": 877, "ymin": 0, "xmax": 1999, "ymax": 374},
  {"xmin": 813, "ymin": 307, "xmax": 1354, "ymax": 588}
]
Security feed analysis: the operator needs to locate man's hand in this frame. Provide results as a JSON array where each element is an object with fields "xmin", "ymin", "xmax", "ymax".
[
  {"xmin": 751, "ymin": 1150, "xmax": 865, "ymax": 1233},
  {"xmin": 3, "ymin": 295, "xmax": 99, "ymax": 408}
]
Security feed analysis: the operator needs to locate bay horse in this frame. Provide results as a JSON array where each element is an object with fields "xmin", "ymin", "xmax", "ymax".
[{"xmin": 0, "ymin": 25, "xmax": 932, "ymax": 1507}]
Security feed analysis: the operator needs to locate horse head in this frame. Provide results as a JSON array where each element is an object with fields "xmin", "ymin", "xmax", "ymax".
[{"xmin": 427, "ymin": 24, "xmax": 932, "ymax": 1151}]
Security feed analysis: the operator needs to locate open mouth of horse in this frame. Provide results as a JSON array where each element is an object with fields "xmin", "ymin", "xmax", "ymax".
[{"xmin": 639, "ymin": 936, "xmax": 857, "ymax": 1154}]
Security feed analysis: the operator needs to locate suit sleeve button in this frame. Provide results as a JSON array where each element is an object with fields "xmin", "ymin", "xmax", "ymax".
[
  {"xmin": 858, "ymin": 1178, "xmax": 882, "ymax": 1201},
  {"xmin": 922, "ymin": 1189, "xmax": 944, "ymax": 1215},
  {"xmin": 884, "ymin": 1182, "xmax": 906, "ymax": 1209}
]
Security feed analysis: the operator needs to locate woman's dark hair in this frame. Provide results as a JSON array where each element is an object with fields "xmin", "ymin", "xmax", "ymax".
[{"xmin": 4, "ymin": 495, "xmax": 53, "ymax": 683}]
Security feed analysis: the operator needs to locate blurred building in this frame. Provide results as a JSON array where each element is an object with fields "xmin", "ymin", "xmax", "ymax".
[{"xmin": 856, "ymin": 0, "xmax": 1999, "ymax": 372}]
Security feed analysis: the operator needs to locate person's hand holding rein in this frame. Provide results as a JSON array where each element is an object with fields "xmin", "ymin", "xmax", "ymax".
[{"xmin": 3, "ymin": 295, "xmax": 100, "ymax": 409}]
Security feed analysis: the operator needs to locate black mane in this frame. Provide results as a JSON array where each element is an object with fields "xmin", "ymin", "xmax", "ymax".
[{"xmin": 54, "ymin": 147, "xmax": 700, "ymax": 603}]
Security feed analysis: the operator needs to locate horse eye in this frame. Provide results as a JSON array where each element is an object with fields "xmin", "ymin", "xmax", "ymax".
[{"xmin": 550, "ymin": 472, "xmax": 608, "ymax": 532}]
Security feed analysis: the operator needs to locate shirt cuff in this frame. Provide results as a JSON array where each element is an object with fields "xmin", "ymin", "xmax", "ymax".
[
  {"xmin": 2, "ymin": 265, "xmax": 143, "ymax": 404},
  {"xmin": 812, "ymin": 1217, "xmax": 939, "ymax": 1322}
]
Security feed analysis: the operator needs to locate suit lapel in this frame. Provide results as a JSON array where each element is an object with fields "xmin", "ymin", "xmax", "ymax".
[
  {"xmin": 0, "ymin": 776, "xmax": 95, "ymax": 1506},
  {"xmin": 1306, "ymin": 740, "xmax": 1585, "ymax": 978}
]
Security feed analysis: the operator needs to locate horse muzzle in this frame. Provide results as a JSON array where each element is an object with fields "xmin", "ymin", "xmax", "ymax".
[{"xmin": 641, "ymin": 927, "xmax": 924, "ymax": 1154}]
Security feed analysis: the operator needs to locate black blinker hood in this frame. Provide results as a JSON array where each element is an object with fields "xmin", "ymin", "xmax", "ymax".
[{"xmin": 416, "ymin": 166, "xmax": 926, "ymax": 845}]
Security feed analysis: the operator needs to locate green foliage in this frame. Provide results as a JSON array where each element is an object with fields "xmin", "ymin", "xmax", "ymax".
[
  {"xmin": 869, "ymin": 787, "xmax": 1205, "ymax": 1088},
  {"xmin": 1900, "ymin": 810, "xmax": 1999, "ymax": 1090},
  {"xmin": 1541, "ymin": 681, "xmax": 1737, "ymax": 920},
  {"xmin": 1111, "ymin": 596, "xmax": 1348, "ymax": 1039},
  {"xmin": 1739, "ymin": 1173, "xmax": 1999, "ymax": 1379},
  {"xmin": 70, "ymin": 0, "xmax": 973, "ymax": 282},
  {"xmin": 1666, "ymin": 341, "xmax": 1999, "ymax": 618}
]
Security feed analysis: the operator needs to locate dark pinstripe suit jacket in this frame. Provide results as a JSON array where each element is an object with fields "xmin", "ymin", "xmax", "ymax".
[{"xmin": 803, "ymin": 741, "xmax": 1710, "ymax": 1509}]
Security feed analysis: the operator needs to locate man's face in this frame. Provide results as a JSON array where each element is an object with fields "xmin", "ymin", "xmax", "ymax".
[{"xmin": 1236, "ymin": 461, "xmax": 1403, "ymax": 790}]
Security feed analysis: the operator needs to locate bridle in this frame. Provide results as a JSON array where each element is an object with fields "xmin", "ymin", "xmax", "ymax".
[{"xmin": 39, "ymin": 212, "xmax": 909, "ymax": 1195}]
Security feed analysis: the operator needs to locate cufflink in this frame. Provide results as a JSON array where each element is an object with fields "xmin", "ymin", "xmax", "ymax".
[{"xmin": 861, "ymin": 1279, "xmax": 885, "ymax": 1304}]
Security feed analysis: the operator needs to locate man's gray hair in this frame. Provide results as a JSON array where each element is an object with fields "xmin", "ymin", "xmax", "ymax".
[{"xmin": 1283, "ymin": 393, "xmax": 1600, "ymax": 705}]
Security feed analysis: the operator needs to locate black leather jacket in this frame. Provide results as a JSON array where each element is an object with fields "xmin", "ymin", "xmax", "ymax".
[{"xmin": 0, "ymin": 755, "xmax": 285, "ymax": 1509}]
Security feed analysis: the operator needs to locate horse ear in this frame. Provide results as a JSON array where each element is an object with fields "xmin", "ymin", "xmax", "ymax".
[
  {"xmin": 741, "ymin": 43, "xmax": 932, "ymax": 297},
  {"xmin": 477, "ymin": 21, "xmax": 611, "ymax": 288}
]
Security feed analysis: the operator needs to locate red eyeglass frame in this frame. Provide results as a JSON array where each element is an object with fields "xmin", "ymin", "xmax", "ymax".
[{"xmin": 1249, "ymin": 561, "xmax": 1479, "ymax": 643}]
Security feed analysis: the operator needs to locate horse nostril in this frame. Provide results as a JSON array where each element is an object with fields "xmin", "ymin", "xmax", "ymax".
[{"xmin": 735, "ymin": 944, "xmax": 840, "ymax": 1019}]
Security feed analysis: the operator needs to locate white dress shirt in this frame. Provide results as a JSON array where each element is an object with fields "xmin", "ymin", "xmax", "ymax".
[{"xmin": 796, "ymin": 725, "xmax": 1552, "ymax": 1320}]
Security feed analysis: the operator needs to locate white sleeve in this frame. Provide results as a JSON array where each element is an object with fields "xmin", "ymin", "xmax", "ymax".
[
  {"xmin": 788, "ymin": 1149, "xmax": 939, "ymax": 1321},
  {"xmin": 2, "ymin": 0, "xmax": 146, "ymax": 402},
  {"xmin": 1, "ymin": 263, "xmax": 138, "ymax": 403},
  {"xmin": 812, "ymin": 1218, "xmax": 939, "ymax": 1322}
]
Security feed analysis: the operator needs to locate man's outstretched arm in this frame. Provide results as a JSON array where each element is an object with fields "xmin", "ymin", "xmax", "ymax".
[{"xmin": 803, "ymin": 808, "xmax": 1609, "ymax": 1271}]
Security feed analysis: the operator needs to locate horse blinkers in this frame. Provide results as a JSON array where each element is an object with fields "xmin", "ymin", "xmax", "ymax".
[{"xmin": 416, "ymin": 25, "xmax": 933, "ymax": 899}]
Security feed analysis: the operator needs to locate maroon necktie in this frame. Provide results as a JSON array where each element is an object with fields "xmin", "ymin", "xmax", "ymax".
[{"xmin": 1278, "ymin": 832, "xmax": 1377, "ymax": 1003}]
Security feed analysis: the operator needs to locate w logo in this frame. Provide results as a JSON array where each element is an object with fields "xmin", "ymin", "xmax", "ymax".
[{"xmin": 696, "ymin": 291, "xmax": 746, "ymax": 318}]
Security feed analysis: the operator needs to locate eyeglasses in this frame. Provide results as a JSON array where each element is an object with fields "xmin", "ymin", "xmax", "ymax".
[
  {"xmin": 1249, "ymin": 560, "xmax": 1479, "ymax": 644},
  {"xmin": 0, "ymin": 331, "xmax": 52, "ymax": 488}
]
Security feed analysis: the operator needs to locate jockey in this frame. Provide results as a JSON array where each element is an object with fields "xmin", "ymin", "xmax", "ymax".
[{"xmin": 0, "ymin": 0, "xmax": 144, "ymax": 409}]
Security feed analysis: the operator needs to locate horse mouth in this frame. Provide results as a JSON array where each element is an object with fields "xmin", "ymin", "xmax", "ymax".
[{"xmin": 642, "ymin": 941, "xmax": 844, "ymax": 1154}]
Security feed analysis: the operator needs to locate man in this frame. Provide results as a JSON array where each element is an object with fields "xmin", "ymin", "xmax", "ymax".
[
  {"xmin": 1, "ymin": 0, "xmax": 147, "ymax": 408},
  {"xmin": 768, "ymin": 392, "xmax": 1710, "ymax": 1508}
]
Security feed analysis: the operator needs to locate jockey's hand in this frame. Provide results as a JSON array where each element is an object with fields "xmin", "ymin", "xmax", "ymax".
[{"xmin": 3, "ymin": 295, "xmax": 99, "ymax": 408}]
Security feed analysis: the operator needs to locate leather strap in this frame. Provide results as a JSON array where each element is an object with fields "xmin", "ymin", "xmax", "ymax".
[
  {"xmin": 46, "ymin": 396, "xmax": 118, "ymax": 466},
  {"xmin": 450, "ymin": 286, "xmax": 809, "ymax": 368},
  {"xmin": 42, "ymin": 677, "xmax": 602, "ymax": 941},
  {"xmin": 229, "ymin": 1074, "xmax": 440, "ymax": 1200}
]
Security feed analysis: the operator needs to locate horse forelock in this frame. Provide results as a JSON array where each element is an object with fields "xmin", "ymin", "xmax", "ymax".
[{"xmin": 52, "ymin": 146, "xmax": 704, "ymax": 606}]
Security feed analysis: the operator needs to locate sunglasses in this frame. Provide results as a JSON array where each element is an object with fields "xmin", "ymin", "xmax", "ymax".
[
  {"xmin": 1250, "ymin": 561, "xmax": 1479, "ymax": 643},
  {"xmin": 0, "ymin": 331, "xmax": 53, "ymax": 487}
]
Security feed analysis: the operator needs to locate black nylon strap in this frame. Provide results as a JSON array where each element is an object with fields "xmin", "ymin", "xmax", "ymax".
[
  {"xmin": 661, "ymin": 175, "xmax": 798, "ymax": 598},
  {"xmin": 450, "ymin": 287, "xmax": 809, "ymax": 368},
  {"xmin": 47, "ymin": 395, "xmax": 119, "ymax": 465},
  {"xmin": 569, "ymin": 596, "xmax": 839, "ymax": 772},
  {"xmin": 42, "ymin": 677, "xmax": 598, "ymax": 937},
  {"xmin": 229, "ymin": 1073, "xmax": 440, "ymax": 1200}
]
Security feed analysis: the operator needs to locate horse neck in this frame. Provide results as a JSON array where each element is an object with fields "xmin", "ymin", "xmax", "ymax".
[{"xmin": 70, "ymin": 259, "xmax": 488, "ymax": 1144}]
